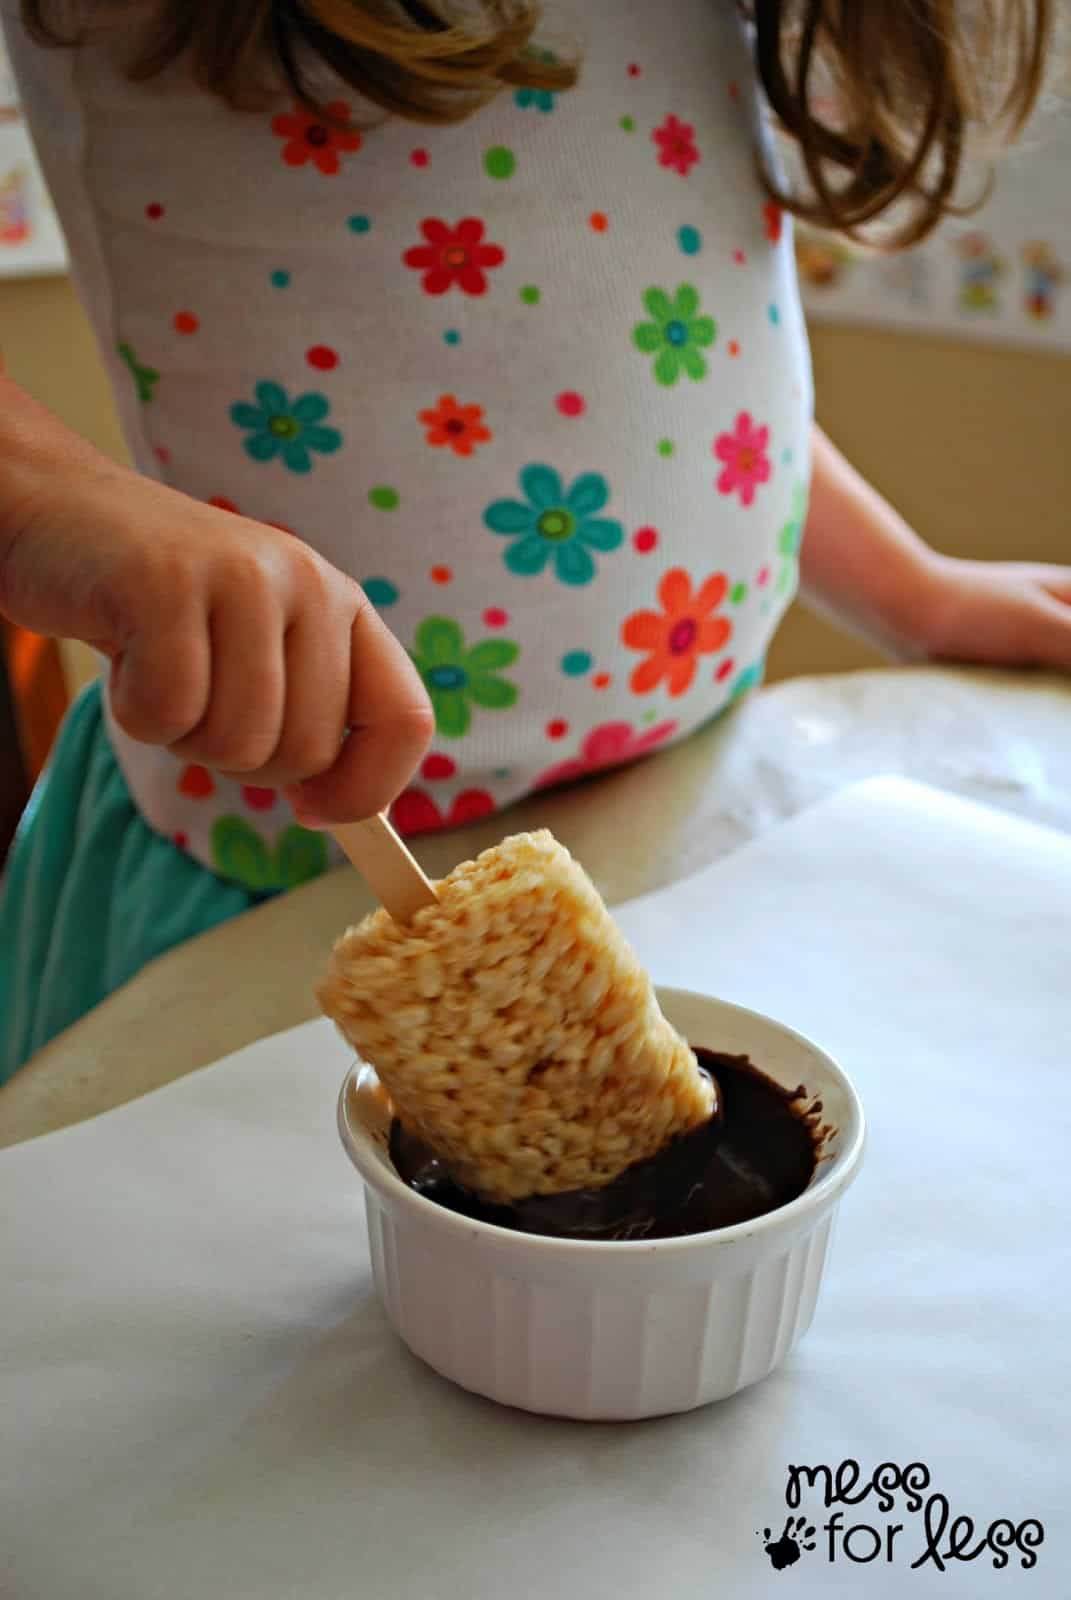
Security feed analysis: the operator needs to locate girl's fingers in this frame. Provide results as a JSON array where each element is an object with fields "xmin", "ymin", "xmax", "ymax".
[
  {"xmin": 288, "ymin": 598, "xmax": 433, "ymax": 824},
  {"xmin": 170, "ymin": 588, "xmax": 286, "ymax": 773},
  {"xmin": 1032, "ymin": 592, "xmax": 1071, "ymax": 669},
  {"xmin": 1038, "ymin": 570, "xmax": 1071, "ymax": 606},
  {"xmin": 258, "ymin": 609, "xmax": 351, "ymax": 785},
  {"xmin": 109, "ymin": 610, "xmax": 211, "ymax": 748}
]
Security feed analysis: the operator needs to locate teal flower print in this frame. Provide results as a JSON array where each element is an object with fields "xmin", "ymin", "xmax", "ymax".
[
  {"xmin": 483, "ymin": 464, "xmax": 624, "ymax": 586},
  {"xmin": 731, "ymin": 658, "xmax": 765, "ymax": 702},
  {"xmin": 411, "ymin": 617, "xmax": 519, "ymax": 739},
  {"xmin": 777, "ymin": 482, "xmax": 809, "ymax": 595},
  {"xmin": 514, "ymin": 86, "xmax": 556, "ymax": 112},
  {"xmin": 514, "ymin": 48, "xmax": 559, "ymax": 111},
  {"xmin": 230, "ymin": 381, "xmax": 342, "ymax": 473},
  {"xmin": 632, "ymin": 284, "xmax": 716, "ymax": 385},
  {"xmin": 118, "ymin": 342, "xmax": 159, "ymax": 404}
]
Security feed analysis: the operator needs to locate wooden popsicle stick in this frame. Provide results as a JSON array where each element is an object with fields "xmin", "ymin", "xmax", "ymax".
[{"xmin": 330, "ymin": 813, "xmax": 439, "ymax": 922}]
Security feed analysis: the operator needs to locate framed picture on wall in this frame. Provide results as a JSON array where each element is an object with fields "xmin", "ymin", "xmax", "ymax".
[
  {"xmin": 794, "ymin": 110, "xmax": 1071, "ymax": 355},
  {"xmin": 0, "ymin": 27, "xmax": 67, "ymax": 278}
]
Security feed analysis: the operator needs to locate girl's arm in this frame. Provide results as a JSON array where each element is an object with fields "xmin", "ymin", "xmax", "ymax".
[
  {"xmin": 0, "ymin": 371, "xmax": 432, "ymax": 822},
  {"xmin": 801, "ymin": 426, "xmax": 1071, "ymax": 669}
]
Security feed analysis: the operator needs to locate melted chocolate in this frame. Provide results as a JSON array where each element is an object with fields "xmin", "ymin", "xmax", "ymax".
[{"xmin": 389, "ymin": 1048, "xmax": 819, "ymax": 1241}]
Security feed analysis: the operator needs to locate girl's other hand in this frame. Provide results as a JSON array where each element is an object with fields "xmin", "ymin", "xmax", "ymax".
[
  {"xmin": 917, "ymin": 556, "xmax": 1071, "ymax": 672},
  {"xmin": 801, "ymin": 428, "xmax": 1071, "ymax": 674}
]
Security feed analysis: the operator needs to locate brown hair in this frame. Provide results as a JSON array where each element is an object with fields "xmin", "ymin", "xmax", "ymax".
[
  {"xmin": 20, "ymin": 2, "xmax": 577, "ymax": 120},
  {"xmin": 20, "ymin": 0, "xmax": 1052, "ymax": 244},
  {"xmin": 754, "ymin": 0, "xmax": 1051, "ymax": 246}
]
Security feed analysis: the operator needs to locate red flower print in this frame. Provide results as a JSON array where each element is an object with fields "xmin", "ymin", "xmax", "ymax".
[
  {"xmin": 178, "ymin": 763, "xmax": 215, "ymax": 799},
  {"xmin": 271, "ymin": 102, "xmax": 361, "ymax": 176},
  {"xmin": 764, "ymin": 201, "xmax": 783, "ymax": 244},
  {"xmin": 652, "ymin": 114, "xmax": 700, "ymax": 176},
  {"xmin": 404, "ymin": 218, "xmax": 505, "ymax": 296},
  {"xmin": 206, "ymin": 497, "xmax": 295, "ymax": 535},
  {"xmin": 419, "ymin": 394, "xmax": 492, "ymax": 457},
  {"xmin": 622, "ymin": 569, "xmax": 733, "ymax": 697},
  {"xmin": 392, "ymin": 787, "xmax": 496, "ymax": 836},
  {"xmin": 536, "ymin": 720, "xmax": 679, "ymax": 790},
  {"xmin": 241, "ymin": 786, "xmax": 277, "ymax": 812},
  {"xmin": 714, "ymin": 412, "xmax": 773, "ymax": 507}
]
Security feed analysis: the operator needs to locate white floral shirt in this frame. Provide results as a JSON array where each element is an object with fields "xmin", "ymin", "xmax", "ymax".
[{"xmin": 5, "ymin": 0, "xmax": 812, "ymax": 892}]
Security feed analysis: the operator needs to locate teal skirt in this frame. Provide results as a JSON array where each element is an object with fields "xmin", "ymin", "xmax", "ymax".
[{"xmin": 0, "ymin": 682, "xmax": 273, "ymax": 1084}]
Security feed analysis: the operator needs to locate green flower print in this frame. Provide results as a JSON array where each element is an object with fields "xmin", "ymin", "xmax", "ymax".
[
  {"xmin": 632, "ymin": 284, "xmax": 716, "ymax": 385},
  {"xmin": 118, "ymin": 342, "xmax": 159, "ymax": 404},
  {"xmin": 230, "ymin": 381, "xmax": 342, "ymax": 473},
  {"xmin": 411, "ymin": 617, "xmax": 519, "ymax": 740},
  {"xmin": 211, "ymin": 817, "xmax": 328, "ymax": 891},
  {"xmin": 483, "ymin": 464, "xmax": 624, "ymax": 586},
  {"xmin": 777, "ymin": 482, "xmax": 809, "ymax": 595}
]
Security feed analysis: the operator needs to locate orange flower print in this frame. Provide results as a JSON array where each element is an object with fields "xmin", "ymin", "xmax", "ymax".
[
  {"xmin": 271, "ymin": 102, "xmax": 361, "ymax": 176},
  {"xmin": 622, "ymin": 569, "xmax": 733, "ymax": 697},
  {"xmin": 419, "ymin": 394, "xmax": 492, "ymax": 457}
]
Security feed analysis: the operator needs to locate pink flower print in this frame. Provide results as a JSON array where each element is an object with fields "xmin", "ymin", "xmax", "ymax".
[
  {"xmin": 653, "ymin": 114, "xmax": 700, "ymax": 177},
  {"xmin": 714, "ymin": 413, "xmax": 772, "ymax": 507},
  {"xmin": 535, "ymin": 719, "xmax": 679, "ymax": 790}
]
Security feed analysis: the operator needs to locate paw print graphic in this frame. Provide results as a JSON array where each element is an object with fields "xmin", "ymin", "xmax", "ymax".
[{"xmin": 759, "ymin": 1516, "xmax": 817, "ymax": 1571}]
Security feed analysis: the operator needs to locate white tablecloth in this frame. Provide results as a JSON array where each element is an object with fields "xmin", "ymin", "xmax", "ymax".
[{"xmin": 3, "ymin": 779, "xmax": 1069, "ymax": 1599}]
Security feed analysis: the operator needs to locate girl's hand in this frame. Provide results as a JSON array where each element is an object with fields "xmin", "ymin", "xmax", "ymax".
[
  {"xmin": 919, "ymin": 557, "xmax": 1071, "ymax": 671},
  {"xmin": 801, "ymin": 427, "xmax": 1071, "ymax": 673},
  {"xmin": 0, "ymin": 387, "xmax": 433, "ymax": 825}
]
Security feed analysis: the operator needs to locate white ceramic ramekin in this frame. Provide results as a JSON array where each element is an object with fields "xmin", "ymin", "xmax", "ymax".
[{"xmin": 337, "ymin": 987, "xmax": 864, "ymax": 1420}]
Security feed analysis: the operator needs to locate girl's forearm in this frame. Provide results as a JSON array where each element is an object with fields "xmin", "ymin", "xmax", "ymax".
[
  {"xmin": 0, "ymin": 371, "xmax": 52, "ymax": 559},
  {"xmin": 799, "ymin": 425, "xmax": 943, "ymax": 657},
  {"xmin": 0, "ymin": 373, "xmax": 121, "ymax": 612}
]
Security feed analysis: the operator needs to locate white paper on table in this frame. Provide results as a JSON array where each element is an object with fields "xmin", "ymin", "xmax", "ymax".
[{"xmin": 2, "ymin": 778, "xmax": 1069, "ymax": 1600}]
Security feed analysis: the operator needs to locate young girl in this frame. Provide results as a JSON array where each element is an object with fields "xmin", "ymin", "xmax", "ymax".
[{"xmin": 1, "ymin": 0, "xmax": 1067, "ymax": 1078}]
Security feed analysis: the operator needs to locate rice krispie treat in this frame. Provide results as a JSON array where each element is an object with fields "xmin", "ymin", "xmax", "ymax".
[{"xmin": 318, "ymin": 830, "xmax": 715, "ymax": 1202}]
